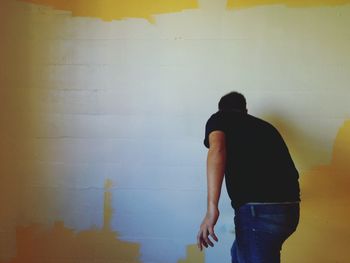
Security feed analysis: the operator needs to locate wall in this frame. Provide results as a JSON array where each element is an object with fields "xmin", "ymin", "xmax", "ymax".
[{"xmin": 0, "ymin": 0, "xmax": 349, "ymax": 262}]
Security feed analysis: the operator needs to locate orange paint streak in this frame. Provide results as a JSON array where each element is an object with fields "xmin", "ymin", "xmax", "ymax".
[
  {"xmin": 18, "ymin": 0, "xmax": 198, "ymax": 22},
  {"xmin": 227, "ymin": 0, "xmax": 350, "ymax": 9}
]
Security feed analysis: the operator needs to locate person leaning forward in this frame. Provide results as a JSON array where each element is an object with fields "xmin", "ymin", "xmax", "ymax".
[{"xmin": 197, "ymin": 91, "xmax": 300, "ymax": 263}]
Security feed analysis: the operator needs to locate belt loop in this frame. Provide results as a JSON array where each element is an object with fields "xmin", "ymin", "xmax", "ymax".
[{"xmin": 250, "ymin": 205, "xmax": 256, "ymax": 217}]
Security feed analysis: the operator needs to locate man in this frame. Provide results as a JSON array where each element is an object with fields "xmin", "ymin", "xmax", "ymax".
[{"xmin": 197, "ymin": 92, "xmax": 300, "ymax": 263}]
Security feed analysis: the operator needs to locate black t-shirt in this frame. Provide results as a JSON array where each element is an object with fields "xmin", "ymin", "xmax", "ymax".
[{"xmin": 204, "ymin": 110, "xmax": 300, "ymax": 210}]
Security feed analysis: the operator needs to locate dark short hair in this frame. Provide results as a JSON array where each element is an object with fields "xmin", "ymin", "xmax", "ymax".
[{"xmin": 218, "ymin": 91, "xmax": 247, "ymax": 111}]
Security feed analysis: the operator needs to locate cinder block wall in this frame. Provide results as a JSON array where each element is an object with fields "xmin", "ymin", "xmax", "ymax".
[{"xmin": 0, "ymin": 1, "xmax": 349, "ymax": 262}]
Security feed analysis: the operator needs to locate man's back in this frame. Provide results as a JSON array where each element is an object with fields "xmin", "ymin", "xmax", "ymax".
[{"xmin": 204, "ymin": 110, "xmax": 300, "ymax": 209}]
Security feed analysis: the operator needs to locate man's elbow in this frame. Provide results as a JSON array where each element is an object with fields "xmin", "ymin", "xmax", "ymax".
[{"xmin": 208, "ymin": 146, "xmax": 226, "ymax": 161}]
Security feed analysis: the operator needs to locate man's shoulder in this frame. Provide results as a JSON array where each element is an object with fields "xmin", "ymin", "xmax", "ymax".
[
  {"xmin": 209, "ymin": 110, "xmax": 222, "ymax": 118},
  {"xmin": 248, "ymin": 114, "xmax": 277, "ymax": 129},
  {"xmin": 206, "ymin": 111, "xmax": 223, "ymax": 124},
  {"xmin": 206, "ymin": 111, "xmax": 277, "ymax": 131}
]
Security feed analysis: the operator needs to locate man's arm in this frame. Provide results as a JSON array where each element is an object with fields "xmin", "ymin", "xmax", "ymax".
[{"xmin": 197, "ymin": 130, "xmax": 226, "ymax": 251}]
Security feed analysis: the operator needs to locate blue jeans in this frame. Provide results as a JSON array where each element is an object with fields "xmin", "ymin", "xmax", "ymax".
[{"xmin": 231, "ymin": 203, "xmax": 300, "ymax": 263}]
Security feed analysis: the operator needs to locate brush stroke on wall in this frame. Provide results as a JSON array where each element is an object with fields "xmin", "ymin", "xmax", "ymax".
[
  {"xmin": 19, "ymin": 0, "xmax": 350, "ymax": 23},
  {"xmin": 227, "ymin": 0, "xmax": 350, "ymax": 9},
  {"xmin": 18, "ymin": 0, "xmax": 199, "ymax": 22}
]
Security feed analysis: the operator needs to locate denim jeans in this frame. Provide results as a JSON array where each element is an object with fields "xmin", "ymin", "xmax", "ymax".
[{"xmin": 231, "ymin": 203, "xmax": 300, "ymax": 263}]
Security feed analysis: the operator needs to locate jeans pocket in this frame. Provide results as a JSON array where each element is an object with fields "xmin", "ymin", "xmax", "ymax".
[{"xmin": 256, "ymin": 213, "xmax": 298, "ymax": 235}]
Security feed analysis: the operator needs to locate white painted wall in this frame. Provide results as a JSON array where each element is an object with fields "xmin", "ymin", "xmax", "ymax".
[{"xmin": 1, "ymin": 0, "xmax": 350, "ymax": 262}]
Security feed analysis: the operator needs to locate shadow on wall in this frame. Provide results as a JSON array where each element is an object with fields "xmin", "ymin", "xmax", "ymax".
[
  {"xmin": 283, "ymin": 120, "xmax": 350, "ymax": 263},
  {"xmin": 8, "ymin": 180, "xmax": 141, "ymax": 263},
  {"xmin": 265, "ymin": 114, "xmax": 328, "ymax": 170}
]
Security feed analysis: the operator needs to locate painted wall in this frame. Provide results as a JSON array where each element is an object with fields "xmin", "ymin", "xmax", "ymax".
[{"xmin": 0, "ymin": 0, "xmax": 349, "ymax": 262}]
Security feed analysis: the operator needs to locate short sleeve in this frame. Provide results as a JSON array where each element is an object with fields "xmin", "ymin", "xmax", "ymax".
[{"xmin": 204, "ymin": 112, "xmax": 226, "ymax": 148}]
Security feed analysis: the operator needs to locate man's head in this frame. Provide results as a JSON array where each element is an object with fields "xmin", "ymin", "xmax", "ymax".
[{"xmin": 218, "ymin": 91, "xmax": 247, "ymax": 113}]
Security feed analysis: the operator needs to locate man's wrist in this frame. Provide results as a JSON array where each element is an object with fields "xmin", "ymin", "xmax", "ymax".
[{"xmin": 207, "ymin": 202, "xmax": 219, "ymax": 212}]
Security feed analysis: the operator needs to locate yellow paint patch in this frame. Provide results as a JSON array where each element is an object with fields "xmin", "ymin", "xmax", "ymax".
[
  {"xmin": 18, "ymin": 0, "xmax": 198, "ymax": 22},
  {"xmin": 9, "ymin": 180, "xmax": 141, "ymax": 263},
  {"xmin": 177, "ymin": 245, "xmax": 204, "ymax": 263},
  {"xmin": 283, "ymin": 120, "xmax": 350, "ymax": 262},
  {"xmin": 227, "ymin": 0, "xmax": 350, "ymax": 9},
  {"xmin": 103, "ymin": 179, "xmax": 113, "ymax": 231}
]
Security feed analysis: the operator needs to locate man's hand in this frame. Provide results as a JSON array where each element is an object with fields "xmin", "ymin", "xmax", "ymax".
[{"xmin": 197, "ymin": 206, "xmax": 219, "ymax": 251}]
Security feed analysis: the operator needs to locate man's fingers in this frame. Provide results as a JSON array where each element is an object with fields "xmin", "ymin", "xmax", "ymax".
[
  {"xmin": 202, "ymin": 227, "xmax": 214, "ymax": 247},
  {"xmin": 197, "ymin": 231, "xmax": 203, "ymax": 250},
  {"xmin": 208, "ymin": 226, "xmax": 219, "ymax": 242},
  {"xmin": 204, "ymin": 236, "xmax": 214, "ymax": 247},
  {"xmin": 198, "ymin": 235, "xmax": 207, "ymax": 249},
  {"xmin": 197, "ymin": 229, "xmax": 208, "ymax": 251},
  {"xmin": 197, "ymin": 224, "xmax": 219, "ymax": 251},
  {"xmin": 201, "ymin": 238, "xmax": 209, "ymax": 248}
]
